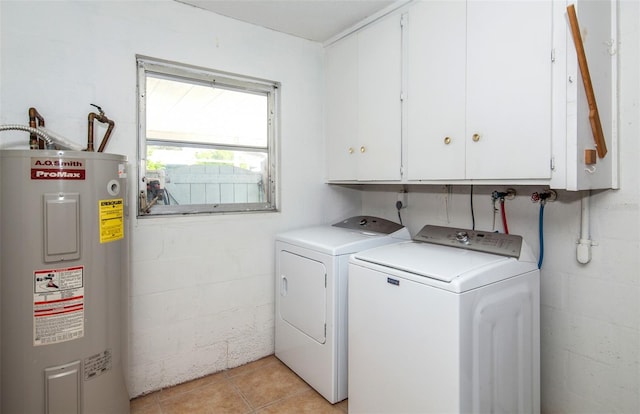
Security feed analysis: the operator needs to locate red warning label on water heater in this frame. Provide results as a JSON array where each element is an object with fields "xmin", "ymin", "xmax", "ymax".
[
  {"xmin": 31, "ymin": 157, "xmax": 86, "ymax": 180},
  {"xmin": 33, "ymin": 266, "xmax": 85, "ymax": 346}
]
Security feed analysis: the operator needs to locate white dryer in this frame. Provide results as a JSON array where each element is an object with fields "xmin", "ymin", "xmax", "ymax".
[
  {"xmin": 348, "ymin": 225, "xmax": 540, "ymax": 414},
  {"xmin": 275, "ymin": 216, "xmax": 410, "ymax": 404}
]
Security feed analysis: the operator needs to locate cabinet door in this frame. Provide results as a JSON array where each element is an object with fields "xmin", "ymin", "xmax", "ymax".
[
  {"xmin": 407, "ymin": 1, "xmax": 466, "ymax": 180},
  {"xmin": 466, "ymin": 0, "xmax": 553, "ymax": 179},
  {"xmin": 357, "ymin": 14, "xmax": 403, "ymax": 181},
  {"xmin": 326, "ymin": 35, "xmax": 358, "ymax": 181}
]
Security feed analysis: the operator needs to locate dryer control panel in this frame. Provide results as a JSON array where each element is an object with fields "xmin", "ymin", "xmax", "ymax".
[{"xmin": 414, "ymin": 225, "xmax": 523, "ymax": 258}]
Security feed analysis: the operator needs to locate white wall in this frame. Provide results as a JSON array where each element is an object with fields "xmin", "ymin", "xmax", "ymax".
[
  {"xmin": 0, "ymin": 0, "xmax": 361, "ymax": 397},
  {"xmin": 359, "ymin": 2, "xmax": 640, "ymax": 412}
]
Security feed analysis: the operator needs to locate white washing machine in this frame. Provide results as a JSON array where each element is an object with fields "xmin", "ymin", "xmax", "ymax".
[
  {"xmin": 348, "ymin": 225, "xmax": 540, "ymax": 414},
  {"xmin": 275, "ymin": 216, "xmax": 410, "ymax": 404}
]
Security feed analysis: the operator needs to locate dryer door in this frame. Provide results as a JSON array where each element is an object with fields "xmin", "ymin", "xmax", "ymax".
[{"xmin": 279, "ymin": 250, "xmax": 327, "ymax": 344}]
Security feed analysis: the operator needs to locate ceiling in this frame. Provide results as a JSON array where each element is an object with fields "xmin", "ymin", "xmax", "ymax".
[{"xmin": 176, "ymin": 0, "xmax": 398, "ymax": 43}]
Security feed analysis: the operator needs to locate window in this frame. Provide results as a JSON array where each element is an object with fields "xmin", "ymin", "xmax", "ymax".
[{"xmin": 136, "ymin": 56, "xmax": 279, "ymax": 216}]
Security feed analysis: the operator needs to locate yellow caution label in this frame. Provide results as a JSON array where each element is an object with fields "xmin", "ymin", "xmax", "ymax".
[{"xmin": 99, "ymin": 198, "xmax": 124, "ymax": 243}]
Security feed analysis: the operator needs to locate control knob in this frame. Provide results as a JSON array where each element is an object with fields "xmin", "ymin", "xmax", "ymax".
[{"xmin": 455, "ymin": 231, "xmax": 470, "ymax": 244}]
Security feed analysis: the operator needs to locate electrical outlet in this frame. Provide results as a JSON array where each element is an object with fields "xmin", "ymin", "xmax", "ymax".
[{"xmin": 397, "ymin": 191, "xmax": 408, "ymax": 209}]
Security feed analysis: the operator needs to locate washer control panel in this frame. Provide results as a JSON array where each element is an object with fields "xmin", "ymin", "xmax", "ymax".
[
  {"xmin": 332, "ymin": 216, "xmax": 404, "ymax": 235},
  {"xmin": 413, "ymin": 225, "xmax": 523, "ymax": 258}
]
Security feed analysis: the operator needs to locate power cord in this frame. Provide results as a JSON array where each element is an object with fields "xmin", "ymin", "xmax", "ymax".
[
  {"xmin": 396, "ymin": 200, "xmax": 403, "ymax": 225},
  {"xmin": 470, "ymin": 185, "xmax": 475, "ymax": 230}
]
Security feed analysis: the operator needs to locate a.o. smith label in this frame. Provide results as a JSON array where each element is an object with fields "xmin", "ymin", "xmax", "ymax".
[{"xmin": 31, "ymin": 157, "xmax": 86, "ymax": 180}]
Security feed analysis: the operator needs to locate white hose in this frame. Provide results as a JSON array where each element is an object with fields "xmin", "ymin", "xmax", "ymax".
[
  {"xmin": 0, "ymin": 124, "xmax": 83, "ymax": 151},
  {"xmin": 37, "ymin": 126, "xmax": 84, "ymax": 151}
]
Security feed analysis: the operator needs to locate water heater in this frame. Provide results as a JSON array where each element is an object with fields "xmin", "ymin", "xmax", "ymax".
[{"xmin": 0, "ymin": 149, "xmax": 129, "ymax": 414}]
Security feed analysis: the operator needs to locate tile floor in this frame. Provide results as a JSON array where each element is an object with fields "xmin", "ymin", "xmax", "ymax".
[{"xmin": 130, "ymin": 355, "xmax": 349, "ymax": 414}]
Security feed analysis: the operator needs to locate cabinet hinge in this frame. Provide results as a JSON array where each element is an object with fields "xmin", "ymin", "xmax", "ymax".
[
  {"xmin": 400, "ymin": 14, "xmax": 407, "ymax": 28},
  {"xmin": 550, "ymin": 156, "xmax": 555, "ymax": 171},
  {"xmin": 551, "ymin": 48, "xmax": 556, "ymax": 63},
  {"xmin": 400, "ymin": 91, "xmax": 405, "ymax": 102}
]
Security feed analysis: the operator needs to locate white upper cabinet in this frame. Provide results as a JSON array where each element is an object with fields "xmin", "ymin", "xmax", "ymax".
[
  {"xmin": 325, "ymin": 13, "xmax": 403, "ymax": 182},
  {"xmin": 407, "ymin": 0, "xmax": 553, "ymax": 181},
  {"xmin": 324, "ymin": 0, "xmax": 617, "ymax": 189}
]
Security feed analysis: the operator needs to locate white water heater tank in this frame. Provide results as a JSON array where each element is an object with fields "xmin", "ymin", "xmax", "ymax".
[{"xmin": 0, "ymin": 149, "xmax": 129, "ymax": 414}]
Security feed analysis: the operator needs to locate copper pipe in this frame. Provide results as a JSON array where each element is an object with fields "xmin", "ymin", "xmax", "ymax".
[
  {"xmin": 28, "ymin": 107, "xmax": 45, "ymax": 149},
  {"xmin": 87, "ymin": 105, "xmax": 115, "ymax": 152},
  {"xmin": 87, "ymin": 113, "xmax": 96, "ymax": 151},
  {"xmin": 96, "ymin": 115, "xmax": 114, "ymax": 153}
]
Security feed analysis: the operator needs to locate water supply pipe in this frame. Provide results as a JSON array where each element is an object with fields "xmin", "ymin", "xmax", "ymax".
[
  {"xmin": 87, "ymin": 104, "xmax": 115, "ymax": 152},
  {"xmin": 577, "ymin": 190, "xmax": 593, "ymax": 264},
  {"xmin": 531, "ymin": 190, "xmax": 557, "ymax": 269}
]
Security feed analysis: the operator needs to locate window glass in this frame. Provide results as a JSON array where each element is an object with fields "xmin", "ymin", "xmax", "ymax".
[{"xmin": 137, "ymin": 57, "xmax": 279, "ymax": 216}]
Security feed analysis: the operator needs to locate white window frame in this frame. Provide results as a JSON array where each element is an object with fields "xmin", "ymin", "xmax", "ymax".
[{"xmin": 136, "ymin": 56, "xmax": 279, "ymax": 217}]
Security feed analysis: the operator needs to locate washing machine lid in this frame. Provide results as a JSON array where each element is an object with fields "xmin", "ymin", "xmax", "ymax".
[
  {"xmin": 276, "ymin": 216, "xmax": 410, "ymax": 255},
  {"xmin": 353, "ymin": 242, "xmax": 513, "ymax": 283}
]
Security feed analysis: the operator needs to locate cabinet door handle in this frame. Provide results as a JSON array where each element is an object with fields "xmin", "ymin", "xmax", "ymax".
[
  {"xmin": 472, "ymin": 133, "xmax": 481, "ymax": 142},
  {"xmin": 348, "ymin": 147, "xmax": 354, "ymax": 154},
  {"xmin": 360, "ymin": 146, "xmax": 366, "ymax": 153},
  {"xmin": 444, "ymin": 136, "xmax": 452, "ymax": 145}
]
